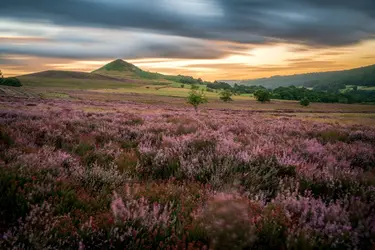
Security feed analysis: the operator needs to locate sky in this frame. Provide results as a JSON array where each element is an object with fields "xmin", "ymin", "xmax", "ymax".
[{"xmin": 1, "ymin": 0, "xmax": 375, "ymax": 81}]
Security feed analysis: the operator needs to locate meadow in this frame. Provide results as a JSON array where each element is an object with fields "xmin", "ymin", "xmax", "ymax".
[{"xmin": 0, "ymin": 94, "xmax": 375, "ymax": 249}]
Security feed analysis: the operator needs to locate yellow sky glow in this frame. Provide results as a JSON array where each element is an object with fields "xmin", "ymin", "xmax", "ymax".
[{"xmin": 2, "ymin": 40, "xmax": 375, "ymax": 81}]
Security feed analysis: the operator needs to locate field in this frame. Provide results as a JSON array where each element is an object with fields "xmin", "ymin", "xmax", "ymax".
[{"xmin": 1, "ymin": 92, "xmax": 375, "ymax": 249}]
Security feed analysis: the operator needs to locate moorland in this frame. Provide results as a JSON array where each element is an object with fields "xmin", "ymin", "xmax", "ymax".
[{"xmin": 1, "ymin": 60, "xmax": 375, "ymax": 249}]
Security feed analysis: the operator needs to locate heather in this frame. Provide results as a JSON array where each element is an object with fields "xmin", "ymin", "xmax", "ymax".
[{"xmin": 0, "ymin": 97, "xmax": 375, "ymax": 249}]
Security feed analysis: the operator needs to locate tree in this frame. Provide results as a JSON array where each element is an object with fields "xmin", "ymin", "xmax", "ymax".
[
  {"xmin": 187, "ymin": 89, "xmax": 208, "ymax": 112},
  {"xmin": 219, "ymin": 89, "xmax": 233, "ymax": 102},
  {"xmin": 300, "ymin": 98, "xmax": 310, "ymax": 107},
  {"xmin": 254, "ymin": 89, "xmax": 271, "ymax": 103},
  {"xmin": 0, "ymin": 70, "xmax": 3, "ymax": 84},
  {"xmin": 181, "ymin": 84, "xmax": 184, "ymax": 88}
]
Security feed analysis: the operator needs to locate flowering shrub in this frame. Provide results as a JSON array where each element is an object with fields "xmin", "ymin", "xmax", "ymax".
[
  {"xmin": 0, "ymin": 96, "xmax": 374, "ymax": 249},
  {"xmin": 194, "ymin": 193, "xmax": 258, "ymax": 250}
]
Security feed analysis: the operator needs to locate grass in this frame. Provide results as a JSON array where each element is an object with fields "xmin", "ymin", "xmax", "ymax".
[
  {"xmin": 169, "ymin": 82, "xmax": 207, "ymax": 90},
  {"xmin": 18, "ymin": 76, "xmax": 140, "ymax": 89},
  {"xmin": 4, "ymin": 76, "xmax": 375, "ymax": 117},
  {"xmin": 39, "ymin": 92, "xmax": 72, "ymax": 99}
]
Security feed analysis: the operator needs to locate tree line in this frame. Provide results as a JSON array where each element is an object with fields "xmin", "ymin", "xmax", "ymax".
[
  {"xmin": 205, "ymin": 81, "xmax": 375, "ymax": 104},
  {"xmin": 0, "ymin": 70, "xmax": 22, "ymax": 87}
]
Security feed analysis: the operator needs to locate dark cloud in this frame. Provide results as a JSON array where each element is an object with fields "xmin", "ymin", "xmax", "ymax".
[
  {"xmin": 0, "ymin": 35, "xmax": 230, "ymax": 59},
  {"xmin": 1, "ymin": 0, "xmax": 374, "ymax": 47}
]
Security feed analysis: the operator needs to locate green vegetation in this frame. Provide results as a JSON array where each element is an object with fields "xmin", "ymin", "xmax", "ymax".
[
  {"xmin": 187, "ymin": 89, "xmax": 208, "ymax": 112},
  {"xmin": 191, "ymin": 84, "xmax": 200, "ymax": 90},
  {"xmin": 165, "ymin": 75, "xmax": 206, "ymax": 85},
  {"xmin": 254, "ymin": 89, "xmax": 271, "ymax": 103},
  {"xmin": 300, "ymin": 98, "xmax": 310, "ymax": 107},
  {"xmin": 207, "ymin": 81, "xmax": 232, "ymax": 90},
  {"xmin": 14, "ymin": 60, "xmax": 375, "ymax": 105},
  {"xmin": 0, "ymin": 71, "xmax": 22, "ymax": 87},
  {"xmin": 272, "ymin": 85, "xmax": 375, "ymax": 104},
  {"xmin": 0, "ymin": 77, "xmax": 22, "ymax": 87},
  {"xmin": 219, "ymin": 89, "xmax": 233, "ymax": 102},
  {"xmin": 93, "ymin": 59, "xmax": 164, "ymax": 80},
  {"xmin": 95, "ymin": 59, "xmax": 142, "ymax": 72},
  {"xmin": 18, "ymin": 76, "xmax": 137, "ymax": 89},
  {"xmin": 94, "ymin": 59, "xmax": 208, "ymax": 86}
]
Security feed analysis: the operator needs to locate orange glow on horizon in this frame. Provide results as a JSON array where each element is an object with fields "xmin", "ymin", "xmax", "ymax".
[{"xmin": 2, "ymin": 40, "xmax": 375, "ymax": 81}]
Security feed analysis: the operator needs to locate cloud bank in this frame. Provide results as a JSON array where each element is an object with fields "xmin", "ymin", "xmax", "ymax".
[{"xmin": 0, "ymin": 0, "xmax": 374, "ymax": 60}]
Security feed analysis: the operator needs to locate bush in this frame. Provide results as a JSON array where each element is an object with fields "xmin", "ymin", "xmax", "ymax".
[
  {"xmin": 0, "ymin": 169, "xmax": 31, "ymax": 228},
  {"xmin": 300, "ymin": 98, "xmax": 310, "ymax": 106},
  {"xmin": 187, "ymin": 90, "xmax": 208, "ymax": 112},
  {"xmin": 219, "ymin": 89, "xmax": 233, "ymax": 102},
  {"xmin": 197, "ymin": 193, "xmax": 257, "ymax": 250},
  {"xmin": 0, "ymin": 77, "xmax": 22, "ymax": 87},
  {"xmin": 191, "ymin": 84, "xmax": 200, "ymax": 90},
  {"xmin": 254, "ymin": 89, "xmax": 271, "ymax": 103}
]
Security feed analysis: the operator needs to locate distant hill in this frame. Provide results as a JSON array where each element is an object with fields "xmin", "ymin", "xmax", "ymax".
[
  {"xmin": 93, "ymin": 59, "xmax": 206, "ymax": 85},
  {"xmin": 16, "ymin": 59, "xmax": 206, "ymax": 89},
  {"xmin": 223, "ymin": 64, "xmax": 375, "ymax": 89},
  {"xmin": 95, "ymin": 59, "xmax": 141, "ymax": 72},
  {"xmin": 93, "ymin": 59, "xmax": 166, "ymax": 81}
]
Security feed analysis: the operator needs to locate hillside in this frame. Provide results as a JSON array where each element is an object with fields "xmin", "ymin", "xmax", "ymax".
[
  {"xmin": 20, "ymin": 70, "xmax": 125, "ymax": 81},
  {"xmin": 15, "ymin": 59, "xmax": 206, "ymax": 89},
  {"xmin": 93, "ymin": 59, "xmax": 207, "ymax": 85},
  {"xmin": 227, "ymin": 64, "xmax": 375, "ymax": 89},
  {"xmin": 93, "ymin": 59, "xmax": 165, "ymax": 81}
]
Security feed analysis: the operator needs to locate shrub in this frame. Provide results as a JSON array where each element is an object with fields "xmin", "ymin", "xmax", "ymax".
[
  {"xmin": 238, "ymin": 158, "xmax": 296, "ymax": 200},
  {"xmin": 254, "ymin": 204, "xmax": 290, "ymax": 249},
  {"xmin": 254, "ymin": 89, "xmax": 271, "ymax": 103},
  {"xmin": 0, "ymin": 128, "xmax": 14, "ymax": 147},
  {"xmin": 72, "ymin": 163, "xmax": 124, "ymax": 193},
  {"xmin": 187, "ymin": 90, "xmax": 208, "ymax": 112},
  {"xmin": 74, "ymin": 143, "xmax": 95, "ymax": 156},
  {"xmin": 0, "ymin": 77, "xmax": 22, "ymax": 87},
  {"xmin": 82, "ymin": 150, "xmax": 114, "ymax": 167},
  {"xmin": 196, "ymin": 193, "xmax": 258, "ymax": 250},
  {"xmin": 300, "ymin": 98, "xmax": 310, "ymax": 106},
  {"xmin": 115, "ymin": 150, "xmax": 138, "ymax": 174},
  {"xmin": 0, "ymin": 169, "xmax": 30, "ymax": 228},
  {"xmin": 191, "ymin": 84, "xmax": 200, "ymax": 90},
  {"xmin": 219, "ymin": 89, "xmax": 233, "ymax": 102}
]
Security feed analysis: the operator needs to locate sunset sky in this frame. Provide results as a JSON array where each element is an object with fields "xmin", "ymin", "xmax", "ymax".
[{"xmin": 1, "ymin": 0, "xmax": 375, "ymax": 81}]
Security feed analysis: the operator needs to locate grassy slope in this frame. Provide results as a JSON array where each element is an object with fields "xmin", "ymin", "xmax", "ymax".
[
  {"xmin": 16, "ymin": 59, "xmax": 212, "ymax": 98},
  {"xmin": 232, "ymin": 64, "xmax": 375, "ymax": 88},
  {"xmin": 93, "ymin": 59, "xmax": 170, "ymax": 83},
  {"xmin": 13, "ymin": 60, "xmax": 375, "ymax": 111},
  {"xmin": 17, "ymin": 76, "xmax": 139, "ymax": 89}
]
